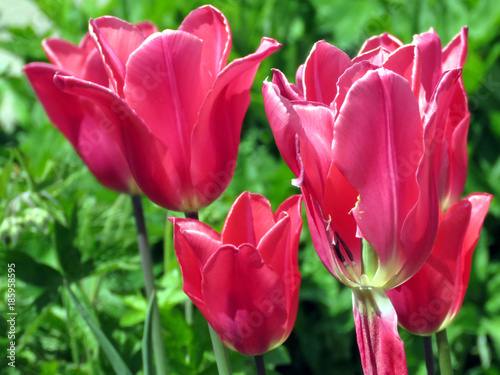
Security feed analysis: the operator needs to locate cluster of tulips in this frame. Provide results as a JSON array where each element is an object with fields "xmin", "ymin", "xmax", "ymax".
[{"xmin": 24, "ymin": 4, "xmax": 492, "ymax": 375}]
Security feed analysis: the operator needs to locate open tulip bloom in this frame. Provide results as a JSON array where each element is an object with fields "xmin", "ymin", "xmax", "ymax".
[
  {"xmin": 263, "ymin": 27, "xmax": 489, "ymax": 374},
  {"xmin": 170, "ymin": 192, "xmax": 303, "ymax": 356},
  {"xmin": 25, "ymin": 6, "xmax": 280, "ymax": 212}
]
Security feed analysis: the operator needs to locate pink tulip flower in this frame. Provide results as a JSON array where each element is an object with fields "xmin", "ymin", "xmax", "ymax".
[
  {"xmin": 263, "ymin": 28, "xmax": 471, "ymax": 374},
  {"xmin": 25, "ymin": 6, "xmax": 280, "ymax": 211},
  {"xmin": 24, "ymin": 21, "xmax": 158, "ymax": 193},
  {"xmin": 170, "ymin": 192, "xmax": 302, "ymax": 356}
]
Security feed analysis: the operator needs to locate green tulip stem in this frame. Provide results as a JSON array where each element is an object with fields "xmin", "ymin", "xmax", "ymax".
[
  {"xmin": 254, "ymin": 354, "xmax": 267, "ymax": 375},
  {"xmin": 208, "ymin": 323, "xmax": 233, "ymax": 375},
  {"xmin": 422, "ymin": 335, "xmax": 435, "ymax": 375},
  {"xmin": 163, "ymin": 211, "xmax": 173, "ymax": 274},
  {"xmin": 185, "ymin": 211, "xmax": 232, "ymax": 375},
  {"xmin": 183, "ymin": 212, "xmax": 199, "ymax": 327},
  {"xmin": 184, "ymin": 211, "xmax": 200, "ymax": 220},
  {"xmin": 436, "ymin": 329, "xmax": 453, "ymax": 375},
  {"xmin": 131, "ymin": 194, "xmax": 169, "ymax": 375}
]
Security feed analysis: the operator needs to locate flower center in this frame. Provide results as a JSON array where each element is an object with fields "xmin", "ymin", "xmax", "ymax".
[
  {"xmin": 332, "ymin": 231, "xmax": 363, "ymax": 285},
  {"xmin": 332, "ymin": 231, "xmax": 379, "ymax": 287}
]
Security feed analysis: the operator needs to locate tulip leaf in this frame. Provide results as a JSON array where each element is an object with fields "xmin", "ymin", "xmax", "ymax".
[
  {"xmin": 142, "ymin": 291, "xmax": 157, "ymax": 375},
  {"xmin": 54, "ymin": 203, "xmax": 94, "ymax": 280},
  {"xmin": 66, "ymin": 284, "xmax": 133, "ymax": 375}
]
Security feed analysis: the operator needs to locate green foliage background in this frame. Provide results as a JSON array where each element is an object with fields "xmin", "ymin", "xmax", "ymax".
[{"xmin": 1, "ymin": 0, "xmax": 500, "ymax": 374}]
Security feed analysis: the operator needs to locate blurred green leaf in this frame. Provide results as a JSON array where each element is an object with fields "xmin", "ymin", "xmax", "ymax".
[{"xmin": 54, "ymin": 204, "xmax": 94, "ymax": 280}]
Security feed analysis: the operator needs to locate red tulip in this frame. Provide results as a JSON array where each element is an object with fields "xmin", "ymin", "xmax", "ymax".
[
  {"xmin": 263, "ymin": 29, "xmax": 469, "ymax": 374},
  {"xmin": 37, "ymin": 6, "xmax": 280, "ymax": 212},
  {"xmin": 386, "ymin": 193, "xmax": 492, "ymax": 335},
  {"xmin": 170, "ymin": 192, "xmax": 302, "ymax": 356},
  {"xmin": 23, "ymin": 21, "xmax": 158, "ymax": 193}
]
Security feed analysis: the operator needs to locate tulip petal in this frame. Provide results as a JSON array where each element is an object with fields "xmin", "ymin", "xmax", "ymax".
[
  {"xmin": 442, "ymin": 27, "xmax": 468, "ymax": 71},
  {"xmin": 437, "ymin": 78, "xmax": 469, "ymax": 209},
  {"xmin": 388, "ymin": 194, "xmax": 491, "ymax": 334},
  {"xmin": 323, "ymin": 162, "xmax": 361, "ymax": 265},
  {"xmin": 79, "ymin": 49, "xmax": 110, "ymax": 87},
  {"xmin": 302, "ymin": 186, "xmax": 360, "ymax": 287},
  {"xmin": 333, "ymin": 69, "xmax": 423, "ymax": 286},
  {"xmin": 422, "ymin": 69, "xmax": 463, "ymax": 208},
  {"xmin": 263, "ymin": 80, "xmax": 303, "ymax": 176},
  {"xmin": 332, "ymin": 61, "xmax": 377, "ymax": 115},
  {"xmin": 413, "ymin": 29, "xmax": 442, "ymax": 101},
  {"xmin": 257, "ymin": 213, "xmax": 291, "ymax": 269},
  {"xmin": 273, "ymin": 194, "xmax": 303, "ymax": 258},
  {"xmin": 389, "ymin": 76, "xmax": 458, "ymax": 289},
  {"xmin": 26, "ymin": 64, "xmax": 81, "ymax": 145},
  {"xmin": 260, "ymin": 195, "xmax": 302, "ymax": 339},
  {"xmin": 271, "ymin": 69, "xmax": 301, "ymax": 101},
  {"xmin": 301, "ymin": 187, "xmax": 333, "ymax": 276},
  {"xmin": 388, "ymin": 252, "xmax": 455, "ymax": 334},
  {"xmin": 171, "ymin": 218, "xmax": 210, "ymax": 316},
  {"xmin": 383, "ymin": 45, "xmax": 420, "ymax": 98},
  {"xmin": 134, "ymin": 21, "xmax": 159, "ymax": 37},
  {"xmin": 395, "ymin": 124, "xmax": 441, "ymax": 288},
  {"xmin": 42, "ymin": 36, "xmax": 94, "ymax": 77},
  {"xmin": 352, "ymin": 287, "xmax": 408, "ymax": 375},
  {"xmin": 53, "ymin": 72, "xmax": 196, "ymax": 208},
  {"xmin": 352, "ymin": 46, "xmax": 391, "ymax": 66},
  {"xmin": 24, "ymin": 63, "xmax": 133, "ymax": 193},
  {"xmin": 119, "ymin": 111, "xmax": 192, "ymax": 211},
  {"xmin": 453, "ymin": 193, "xmax": 492, "ymax": 318},
  {"xmin": 387, "ymin": 200, "xmax": 471, "ymax": 334},
  {"xmin": 302, "ymin": 41, "xmax": 351, "ymax": 105},
  {"xmin": 295, "ymin": 64, "xmax": 305, "ymax": 97},
  {"xmin": 222, "ymin": 192, "xmax": 275, "ymax": 246},
  {"xmin": 124, "ymin": 29, "xmax": 206, "ymax": 149},
  {"xmin": 179, "ymin": 5, "xmax": 232, "ymax": 80},
  {"xmin": 292, "ymin": 102, "xmax": 335, "ymax": 201},
  {"xmin": 359, "ymin": 32, "xmax": 403, "ymax": 55},
  {"xmin": 124, "ymin": 30, "xmax": 212, "ymax": 208},
  {"xmin": 173, "ymin": 217, "xmax": 222, "ymax": 266},
  {"xmin": 90, "ymin": 16, "xmax": 147, "ymax": 96},
  {"xmin": 202, "ymin": 244, "xmax": 288, "ymax": 355},
  {"xmin": 263, "ymin": 85, "xmax": 335, "ymax": 193},
  {"xmin": 190, "ymin": 37, "xmax": 281, "ymax": 192},
  {"xmin": 443, "ymin": 114, "xmax": 469, "ymax": 207}
]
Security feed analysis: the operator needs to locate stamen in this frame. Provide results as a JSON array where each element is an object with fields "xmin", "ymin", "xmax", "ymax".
[
  {"xmin": 334, "ymin": 231, "xmax": 354, "ymax": 262},
  {"xmin": 331, "ymin": 231, "xmax": 362, "ymax": 285},
  {"xmin": 332, "ymin": 240, "xmax": 345, "ymax": 262}
]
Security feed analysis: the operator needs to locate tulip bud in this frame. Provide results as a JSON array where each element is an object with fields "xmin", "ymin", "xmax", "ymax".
[{"xmin": 170, "ymin": 192, "xmax": 302, "ymax": 355}]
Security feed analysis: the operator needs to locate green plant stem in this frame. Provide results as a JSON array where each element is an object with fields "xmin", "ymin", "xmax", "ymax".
[
  {"xmin": 185, "ymin": 298, "xmax": 193, "ymax": 325},
  {"xmin": 131, "ymin": 194, "xmax": 168, "ymax": 375},
  {"xmin": 423, "ymin": 335, "xmax": 435, "ymax": 375},
  {"xmin": 183, "ymin": 212, "xmax": 198, "ymax": 326},
  {"xmin": 254, "ymin": 354, "xmax": 267, "ymax": 375},
  {"xmin": 163, "ymin": 212, "xmax": 174, "ymax": 273},
  {"xmin": 208, "ymin": 323, "xmax": 233, "ymax": 375},
  {"xmin": 62, "ymin": 289, "xmax": 80, "ymax": 365},
  {"xmin": 184, "ymin": 211, "xmax": 200, "ymax": 220},
  {"xmin": 436, "ymin": 329, "xmax": 453, "ymax": 375},
  {"xmin": 185, "ymin": 211, "xmax": 232, "ymax": 374}
]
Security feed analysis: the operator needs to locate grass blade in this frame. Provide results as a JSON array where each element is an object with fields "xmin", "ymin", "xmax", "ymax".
[{"xmin": 66, "ymin": 284, "xmax": 132, "ymax": 375}]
